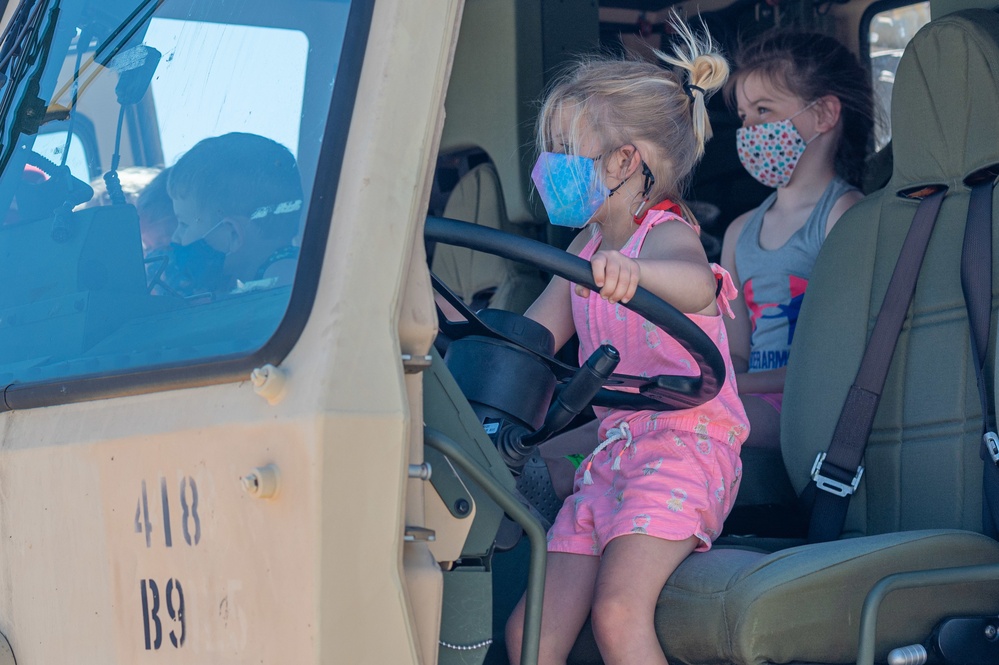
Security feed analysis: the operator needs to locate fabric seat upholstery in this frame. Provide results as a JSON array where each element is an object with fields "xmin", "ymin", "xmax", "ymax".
[
  {"xmin": 781, "ymin": 9, "xmax": 999, "ymax": 536},
  {"xmin": 565, "ymin": 530, "xmax": 999, "ymax": 664},
  {"xmin": 431, "ymin": 162, "xmax": 544, "ymax": 314}
]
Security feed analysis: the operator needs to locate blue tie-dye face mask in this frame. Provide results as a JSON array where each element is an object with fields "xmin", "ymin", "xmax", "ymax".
[{"xmin": 531, "ymin": 152, "xmax": 609, "ymax": 228}]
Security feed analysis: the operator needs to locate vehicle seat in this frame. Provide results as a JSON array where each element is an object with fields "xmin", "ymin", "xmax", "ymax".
[
  {"xmin": 565, "ymin": 10, "xmax": 999, "ymax": 664},
  {"xmin": 431, "ymin": 161, "xmax": 544, "ymax": 313},
  {"xmin": 864, "ymin": 140, "xmax": 894, "ymax": 194}
]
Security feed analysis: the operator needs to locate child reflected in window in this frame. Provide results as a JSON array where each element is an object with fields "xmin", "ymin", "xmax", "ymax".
[{"xmin": 162, "ymin": 132, "xmax": 304, "ymax": 299}]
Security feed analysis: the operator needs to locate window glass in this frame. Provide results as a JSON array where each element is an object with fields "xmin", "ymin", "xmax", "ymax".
[
  {"xmin": 867, "ymin": 1, "xmax": 931, "ymax": 150},
  {"xmin": 33, "ymin": 131, "xmax": 91, "ymax": 182},
  {"xmin": 0, "ymin": 0, "xmax": 354, "ymax": 388},
  {"xmin": 144, "ymin": 19, "xmax": 308, "ymax": 163}
]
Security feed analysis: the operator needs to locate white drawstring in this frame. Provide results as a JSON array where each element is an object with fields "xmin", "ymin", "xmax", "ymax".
[{"xmin": 582, "ymin": 421, "xmax": 633, "ymax": 485}]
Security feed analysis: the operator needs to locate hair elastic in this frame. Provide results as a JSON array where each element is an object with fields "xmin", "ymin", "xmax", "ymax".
[{"xmin": 683, "ymin": 83, "xmax": 706, "ymax": 102}]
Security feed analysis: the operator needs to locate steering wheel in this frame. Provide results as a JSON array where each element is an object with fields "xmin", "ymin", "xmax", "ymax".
[{"xmin": 425, "ymin": 216, "xmax": 727, "ymax": 412}]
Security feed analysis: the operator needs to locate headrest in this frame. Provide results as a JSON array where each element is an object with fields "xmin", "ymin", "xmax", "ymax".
[{"xmin": 890, "ymin": 9, "xmax": 999, "ymax": 193}]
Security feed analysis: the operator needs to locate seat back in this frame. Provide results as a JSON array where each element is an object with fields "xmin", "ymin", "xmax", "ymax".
[
  {"xmin": 431, "ymin": 162, "xmax": 513, "ymax": 306},
  {"xmin": 783, "ymin": 8, "xmax": 999, "ymax": 536},
  {"xmin": 430, "ymin": 162, "xmax": 545, "ymax": 313}
]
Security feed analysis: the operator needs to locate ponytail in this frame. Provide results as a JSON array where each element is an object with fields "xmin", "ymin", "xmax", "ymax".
[
  {"xmin": 656, "ymin": 14, "xmax": 729, "ymax": 160},
  {"xmin": 536, "ymin": 14, "xmax": 729, "ymax": 209}
]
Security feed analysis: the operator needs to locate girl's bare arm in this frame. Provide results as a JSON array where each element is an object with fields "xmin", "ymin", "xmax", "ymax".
[
  {"xmin": 524, "ymin": 230, "xmax": 592, "ymax": 351},
  {"xmin": 720, "ymin": 213, "xmax": 751, "ymax": 373},
  {"xmin": 583, "ymin": 221, "xmax": 717, "ymax": 314}
]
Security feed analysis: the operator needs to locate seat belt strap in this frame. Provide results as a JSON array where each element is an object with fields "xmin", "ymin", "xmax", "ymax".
[
  {"xmin": 960, "ymin": 174, "xmax": 999, "ymax": 538},
  {"xmin": 807, "ymin": 188, "xmax": 947, "ymax": 544},
  {"xmin": 962, "ymin": 179, "xmax": 994, "ymax": 437}
]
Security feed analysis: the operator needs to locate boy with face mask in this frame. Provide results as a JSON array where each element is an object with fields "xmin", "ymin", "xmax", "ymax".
[
  {"xmin": 161, "ymin": 132, "xmax": 304, "ymax": 299},
  {"xmin": 719, "ymin": 31, "xmax": 874, "ymax": 451}
]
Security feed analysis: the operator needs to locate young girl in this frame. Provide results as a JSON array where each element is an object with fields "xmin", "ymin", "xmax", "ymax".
[
  {"xmin": 505, "ymin": 21, "xmax": 748, "ymax": 665},
  {"xmin": 721, "ymin": 32, "xmax": 874, "ymax": 449}
]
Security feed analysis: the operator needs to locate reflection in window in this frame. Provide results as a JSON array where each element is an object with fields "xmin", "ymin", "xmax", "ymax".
[
  {"xmin": 144, "ymin": 19, "xmax": 308, "ymax": 163},
  {"xmin": 0, "ymin": 0, "xmax": 354, "ymax": 389},
  {"xmin": 33, "ymin": 131, "xmax": 91, "ymax": 182}
]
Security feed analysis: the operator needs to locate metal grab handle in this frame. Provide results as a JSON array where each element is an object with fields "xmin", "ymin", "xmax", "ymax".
[
  {"xmin": 858, "ymin": 563, "xmax": 999, "ymax": 665},
  {"xmin": 423, "ymin": 427, "xmax": 547, "ymax": 665}
]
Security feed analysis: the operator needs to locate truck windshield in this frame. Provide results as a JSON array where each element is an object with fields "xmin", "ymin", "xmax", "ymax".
[{"xmin": 0, "ymin": 0, "xmax": 358, "ymax": 397}]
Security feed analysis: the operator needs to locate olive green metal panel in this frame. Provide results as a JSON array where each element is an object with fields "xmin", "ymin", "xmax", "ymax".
[
  {"xmin": 423, "ymin": 348, "xmax": 513, "ymax": 559},
  {"xmin": 438, "ymin": 568, "xmax": 493, "ymax": 665}
]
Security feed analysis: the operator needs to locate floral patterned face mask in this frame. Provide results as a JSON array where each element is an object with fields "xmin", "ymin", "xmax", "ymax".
[{"xmin": 736, "ymin": 101, "xmax": 819, "ymax": 189}]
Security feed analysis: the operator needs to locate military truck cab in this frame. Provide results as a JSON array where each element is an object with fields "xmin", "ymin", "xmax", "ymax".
[{"xmin": 0, "ymin": 0, "xmax": 996, "ymax": 664}]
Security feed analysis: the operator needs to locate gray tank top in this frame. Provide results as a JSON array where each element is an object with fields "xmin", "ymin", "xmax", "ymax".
[{"xmin": 735, "ymin": 176, "xmax": 857, "ymax": 373}]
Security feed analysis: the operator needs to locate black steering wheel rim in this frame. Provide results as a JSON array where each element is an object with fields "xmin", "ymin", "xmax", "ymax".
[{"xmin": 425, "ymin": 215, "xmax": 727, "ymax": 410}]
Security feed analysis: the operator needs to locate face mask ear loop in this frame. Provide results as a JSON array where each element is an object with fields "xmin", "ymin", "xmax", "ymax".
[
  {"xmin": 789, "ymin": 100, "xmax": 823, "ymax": 144},
  {"xmin": 641, "ymin": 162, "xmax": 655, "ymax": 198},
  {"xmin": 605, "ymin": 145, "xmax": 637, "ymax": 198},
  {"xmin": 787, "ymin": 99, "xmax": 819, "ymax": 121},
  {"xmin": 804, "ymin": 131, "xmax": 823, "ymax": 145},
  {"xmin": 607, "ymin": 176, "xmax": 630, "ymax": 197},
  {"xmin": 205, "ymin": 219, "xmax": 238, "ymax": 257}
]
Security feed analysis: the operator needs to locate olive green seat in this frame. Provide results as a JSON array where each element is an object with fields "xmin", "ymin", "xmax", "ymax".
[{"xmin": 566, "ymin": 10, "xmax": 999, "ymax": 664}]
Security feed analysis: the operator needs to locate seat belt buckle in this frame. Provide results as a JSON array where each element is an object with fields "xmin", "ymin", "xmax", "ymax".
[
  {"xmin": 985, "ymin": 432, "xmax": 999, "ymax": 465},
  {"xmin": 810, "ymin": 452, "xmax": 864, "ymax": 497}
]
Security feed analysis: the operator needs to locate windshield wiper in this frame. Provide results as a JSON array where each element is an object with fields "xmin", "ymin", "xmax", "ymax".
[
  {"xmin": 0, "ymin": 0, "xmax": 162, "ymax": 147},
  {"xmin": 0, "ymin": 0, "xmax": 60, "ymax": 165},
  {"xmin": 0, "ymin": 0, "xmax": 46, "ymax": 90}
]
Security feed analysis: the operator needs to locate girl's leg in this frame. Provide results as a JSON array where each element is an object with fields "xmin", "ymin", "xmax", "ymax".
[
  {"xmin": 590, "ymin": 534, "xmax": 698, "ymax": 665},
  {"xmin": 740, "ymin": 394, "xmax": 781, "ymax": 450},
  {"xmin": 506, "ymin": 551, "xmax": 600, "ymax": 665}
]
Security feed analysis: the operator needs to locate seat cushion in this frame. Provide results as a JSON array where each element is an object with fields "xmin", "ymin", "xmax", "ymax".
[
  {"xmin": 567, "ymin": 530, "xmax": 999, "ymax": 665},
  {"xmin": 662, "ymin": 529, "xmax": 999, "ymax": 664}
]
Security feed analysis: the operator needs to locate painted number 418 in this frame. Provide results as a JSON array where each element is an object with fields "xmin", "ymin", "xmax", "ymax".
[{"xmin": 135, "ymin": 476, "xmax": 201, "ymax": 548}]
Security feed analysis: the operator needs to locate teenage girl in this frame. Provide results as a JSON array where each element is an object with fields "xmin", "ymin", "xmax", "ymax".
[
  {"xmin": 505, "ymin": 20, "xmax": 748, "ymax": 665},
  {"xmin": 721, "ymin": 32, "xmax": 874, "ymax": 449}
]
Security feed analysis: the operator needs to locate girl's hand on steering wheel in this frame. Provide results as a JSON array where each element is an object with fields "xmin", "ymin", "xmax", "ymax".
[{"xmin": 575, "ymin": 250, "xmax": 641, "ymax": 304}]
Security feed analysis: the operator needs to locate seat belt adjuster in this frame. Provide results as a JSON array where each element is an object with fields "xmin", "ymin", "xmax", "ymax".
[
  {"xmin": 985, "ymin": 432, "xmax": 999, "ymax": 465},
  {"xmin": 811, "ymin": 452, "xmax": 864, "ymax": 497}
]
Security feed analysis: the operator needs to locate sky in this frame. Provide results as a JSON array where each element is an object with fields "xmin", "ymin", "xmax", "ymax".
[{"xmin": 143, "ymin": 17, "xmax": 308, "ymax": 164}]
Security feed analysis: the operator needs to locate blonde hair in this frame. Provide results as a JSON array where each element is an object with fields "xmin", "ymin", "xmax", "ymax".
[{"xmin": 536, "ymin": 14, "xmax": 728, "ymax": 213}]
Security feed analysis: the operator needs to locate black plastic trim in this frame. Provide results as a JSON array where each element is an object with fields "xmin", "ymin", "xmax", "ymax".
[{"xmin": 1, "ymin": 0, "xmax": 376, "ymax": 412}]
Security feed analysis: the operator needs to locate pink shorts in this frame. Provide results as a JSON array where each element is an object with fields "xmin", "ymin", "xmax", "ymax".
[
  {"xmin": 750, "ymin": 392, "xmax": 783, "ymax": 413},
  {"xmin": 547, "ymin": 416, "xmax": 742, "ymax": 556}
]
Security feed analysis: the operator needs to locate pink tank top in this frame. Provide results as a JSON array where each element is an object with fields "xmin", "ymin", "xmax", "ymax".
[{"xmin": 572, "ymin": 205, "xmax": 749, "ymax": 446}]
